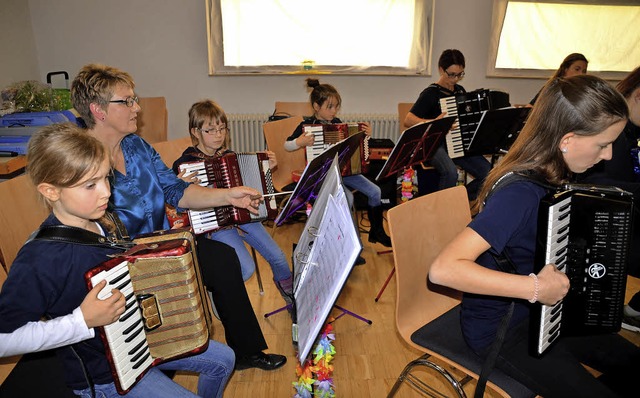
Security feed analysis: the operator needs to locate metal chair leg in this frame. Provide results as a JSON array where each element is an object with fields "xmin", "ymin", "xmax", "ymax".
[
  {"xmin": 251, "ymin": 246, "xmax": 264, "ymax": 295},
  {"xmin": 387, "ymin": 354, "xmax": 468, "ymax": 398}
]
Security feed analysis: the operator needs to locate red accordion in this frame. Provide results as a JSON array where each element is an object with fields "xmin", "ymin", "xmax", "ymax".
[
  {"xmin": 303, "ymin": 122, "xmax": 370, "ymax": 176},
  {"xmin": 177, "ymin": 152, "xmax": 278, "ymax": 234}
]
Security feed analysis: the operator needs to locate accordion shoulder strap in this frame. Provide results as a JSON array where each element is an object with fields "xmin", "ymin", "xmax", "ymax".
[{"xmin": 29, "ymin": 212, "xmax": 134, "ymax": 250}]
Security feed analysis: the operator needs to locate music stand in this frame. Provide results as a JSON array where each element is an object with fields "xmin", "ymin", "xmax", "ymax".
[
  {"xmin": 375, "ymin": 116, "xmax": 455, "ymax": 182},
  {"xmin": 274, "ymin": 132, "xmax": 364, "ymax": 226},
  {"xmin": 465, "ymin": 107, "xmax": 531, "ymax": 158},
  {"xmin": 372, "ymin": 117, "xmax": 454, "ymax": 302},
  {"xmin": 284, "ymin": 155, "xmax": 368, "ymax": 363}
]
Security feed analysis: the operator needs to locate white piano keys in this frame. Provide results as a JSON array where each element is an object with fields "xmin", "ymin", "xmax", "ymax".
[
  {"xmin": 439, "ymin": 96, "xmax": 465, "ymax": 158},
  {"xmin": 179, "ymin": 162, "xmax": 222, "ymax": 234},
  {"xmin": 304, "ymin": 125, "xmax": 328, "ymax": 162},
  {"xmin": 90, "ymin": 260, "xmax": 154, "ymax": 392},
  {"xmin": 535, "ymin": 196, "xmax": 572, "ymax": 355}
]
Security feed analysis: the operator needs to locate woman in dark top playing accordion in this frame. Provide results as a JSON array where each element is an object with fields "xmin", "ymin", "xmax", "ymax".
[
  {"xmin": 430, "ymin": 75, "xmax": 640, "ymax": 398},
  {"xmin": 404, "ymin": 49, "xmax": 492, "ymax": 200}
]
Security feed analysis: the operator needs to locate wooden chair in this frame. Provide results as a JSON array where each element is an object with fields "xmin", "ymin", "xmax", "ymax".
[
  {"xmin": 398, "ymin": 102, "xmax": 414, "ymax": 134},
  {"xmin": 138, "ymin": 96, "xmax": 168, "ymax": 144},
  {"xmin": 0, "ymin": 175, "xmax": 49, "ymax": 388},
  {"xmin": 262, "ymin": 116, "xmax": 305, "ymax": 193},
  {"xmin": 151, "ymin": 137, "xmax": 192, "ymax": 167},
  {"xmin": 0, "ymin": 175, "xmax": 48, "ymax": 272},
  {"xmin": 273, "ymin": 101, "xmax": 313, "ymax": 118},
  {"xmin": 386, "ymin": 186, "xmax": 534, "ymax": 398}
]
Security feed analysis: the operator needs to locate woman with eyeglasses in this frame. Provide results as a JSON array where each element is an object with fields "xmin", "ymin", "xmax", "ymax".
[
  {"xmin": 71, "ymin": 64, "xmax": 288, "ymax": 373},
  {"xmin": 172, "ymin": 100, "xmax": 294, "ymax": 314},
  {"xmin": 404, "ymin": 49, "xmax": 492, "ymax": 201}
]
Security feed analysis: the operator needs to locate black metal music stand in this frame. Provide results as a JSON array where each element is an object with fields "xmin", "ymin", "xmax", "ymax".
[
  {"xmin": 372, "ymin": 117, "xmax": 455, "ymax": 301},
  {"xmin": 375, "ymin": 116, "xmax": 456, "ymax": 182},
  {"xmin": 465, "ymin": 107, "xmax": 531, "ymax": 162},
  {"xmin": 275, "ymin": 133, "xmax": 364, "ymax": 226}
]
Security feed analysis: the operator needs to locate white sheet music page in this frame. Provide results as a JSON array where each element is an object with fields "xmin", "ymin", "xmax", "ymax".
[{"xmin": 294, "ymin": 182, "xmax": 361, "ymax": 364}]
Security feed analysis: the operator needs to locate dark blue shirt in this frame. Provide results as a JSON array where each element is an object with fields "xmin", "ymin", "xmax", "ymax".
[
  {"xmin": 0, "ymin": 214, "xmax": 123, "ymax": 389},
  {"xmin": 462, "ymin": 180, "xmax": 548, "ymax": 352}
]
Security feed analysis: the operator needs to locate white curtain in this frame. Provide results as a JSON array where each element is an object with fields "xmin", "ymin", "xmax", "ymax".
[{"xmin": 206, "ymin": 0, "xmax": 433, "ymax": 75}]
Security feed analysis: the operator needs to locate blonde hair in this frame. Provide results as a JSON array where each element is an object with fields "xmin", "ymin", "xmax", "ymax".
[
  {"xmin": 71, "ymin": 63, "xmax": 136, "ymax": 129},
  {"xmin": 27, "ymin": 122, "xmax": 115, "ymax": 231}
]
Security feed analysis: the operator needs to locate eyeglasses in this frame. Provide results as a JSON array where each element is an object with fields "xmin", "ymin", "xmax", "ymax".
[
  {"xmin": 198, "ymin": 125, "xmax": 228, "ymax": 135},
  {"xmin": 109, "ymin": 96, "xmax": 140, "ymax": 107},
  {"xmin": 445, "ymin": 70, "xmax": 465, "ymax": 79}
]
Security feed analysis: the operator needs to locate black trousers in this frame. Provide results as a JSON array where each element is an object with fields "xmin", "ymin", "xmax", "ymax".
[
  {"xmin": 196, "ymin": 236, "xmax": 268, "ymax": 357},
  {"xmin": 489, "ymin": 318, "xmax": 640, "ymax": 398}
]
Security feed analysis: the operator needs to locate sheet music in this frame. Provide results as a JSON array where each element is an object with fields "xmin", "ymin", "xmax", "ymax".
[{"xmin": 292, "ymin": 157, "xmax": 362, "ymax": 364}]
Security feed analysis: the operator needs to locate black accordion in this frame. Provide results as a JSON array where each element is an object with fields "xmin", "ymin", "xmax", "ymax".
[
  {"xmin": 177, "ymin": 152, "xmax": 277, "ymax": 234},
  {"xmin": 531, "ymin": 184, "xmax": 634, "ymax": 356},
  {"xmin": 439, "ymin": 88, "xmax": 510, "ymax": 158}
]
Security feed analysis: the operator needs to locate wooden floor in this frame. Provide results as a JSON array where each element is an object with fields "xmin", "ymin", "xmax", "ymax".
[{"xmin": 173, "ymin": 211, "xmax": 640, "ymax": 398}]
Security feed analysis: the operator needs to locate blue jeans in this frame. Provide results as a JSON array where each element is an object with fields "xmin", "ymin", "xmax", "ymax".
[
  {"xmin": 428, "ymin": 146, "xmax": 492, "ymax": 199},
  {"xmin": 343, "ymin": 174, "xmax": 381, "ymax": 207},
  {"xmin": 73, "ymin": 340, "xmax": 234, "ymax": 398},
  {"xmin": 208, "ymin": 222, "xmax": 292, "ymax": 282}
]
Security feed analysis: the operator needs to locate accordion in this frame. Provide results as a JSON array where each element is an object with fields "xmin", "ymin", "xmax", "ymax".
[
  {"xmin": 177, "ymin": 152, "xmax": 278, "ymax": 234},
  {"xmin": 531, "ymin": 184, "xmax": 633, "ymax": 356},
  {"xmin": 85, "ymin": 230, "xmax": 212, "ymax": 394},
  {"xmin": 439, "ymin": 89, "xmax": 510, "ymax": 158},
  {"xmin": 303, "ymin": 122, "xmax": 370, "ymax": 176}
]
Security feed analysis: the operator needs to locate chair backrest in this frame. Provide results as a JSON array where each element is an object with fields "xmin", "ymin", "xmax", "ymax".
[
  {"xmin": 151, "ymin": 137, "xmax": 192, "ymax": 168},
  {"xmin": 263, "ymin": 116, "xmax": 305, "ymax": 192},
  {"xmin": 0, "ymin": 175, "xmax": 49, "ymax": 272},
  {"xmin": 274, "ymin": 101, "xmax": 313, "ymax": 118},
  {"xmin": 388, "ymin": 185, "xmax": 469, "ymax": 351},
  {"xmin": 138, "ymin": 96, "xmax": 168, "ymax": 144},
  {"xmin": 398, "ymin": 102, "xmax": 414, "ymax": 133}
]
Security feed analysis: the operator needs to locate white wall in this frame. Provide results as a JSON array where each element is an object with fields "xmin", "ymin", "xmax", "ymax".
[
  {"xmin": 17, "ymin": 0, "xmax": 545, "ymax": 139},
  {"xmin": 0, "ymin": 0, "xmax": 39, "ymax": 89}
]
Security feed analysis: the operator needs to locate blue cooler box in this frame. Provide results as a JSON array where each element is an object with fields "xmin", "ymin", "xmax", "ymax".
[{"xmin": 0, "ymin": 110, "xmax": 80, "ymax": 155}]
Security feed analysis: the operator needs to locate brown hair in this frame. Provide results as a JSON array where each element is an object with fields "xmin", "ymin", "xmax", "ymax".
[
  {"xmin": 438, "ymin": 49, "xmax": 465, "ymax": 70},
  {"xmin": 306, "ymin": 78, "xmax": 341, "ymax": 113},
  {"xmin": 616, "ymin": 65, "xmax": 640, "ymax": 99},
  {"xmin": 71, "ymin": 64, "xmax": 136, "ymax": 129},
  {"xmin": 187, "ymin": 100, "xmax": 230, "ymax": 154},
  {"xmin": 552, "ymin": 53, "xmax": 588, "ymax": 79},
  {"xmin": 475, "ymin": 75, "xmax": 628, "ymax": 212},
  {"xmin": 26, "ymin": 122, "xmax": 115, "ymax": 231}
]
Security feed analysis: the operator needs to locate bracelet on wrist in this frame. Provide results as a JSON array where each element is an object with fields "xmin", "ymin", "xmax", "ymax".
[{"xmin": 528, "ymin": 273, "xmax": 539, "ymax": 303}]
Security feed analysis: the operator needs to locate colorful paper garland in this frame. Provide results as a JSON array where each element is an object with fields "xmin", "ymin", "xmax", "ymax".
[{"xmin": 293, "ymin": 321, "xmax": 336, "ymax": 397}]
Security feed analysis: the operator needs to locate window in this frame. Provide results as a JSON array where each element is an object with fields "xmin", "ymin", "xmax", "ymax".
[
  {"xmin": 487, "ymin": 0, "xmax": 640, "ymax": 79},
  {"xmin": 206, "ymin": 0, "xmax": 434, "ymax": 75}
]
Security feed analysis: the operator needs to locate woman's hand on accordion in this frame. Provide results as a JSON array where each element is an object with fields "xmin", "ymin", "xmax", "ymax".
[
  {"xmin": 535, "ymin": 264, "xmax": 570, "ymax": 306},
  {"xmin": 227, "ymin": 186, "xmax": 263, "ymax": 214},
  {"xmin": 81, "ymin": 280, "xmax": 127, "ymax": 328}
]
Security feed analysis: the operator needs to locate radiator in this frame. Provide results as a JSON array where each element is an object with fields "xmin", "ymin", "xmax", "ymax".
[{"xmin": 227, "ymin": 113, "xmax": 399, "ymax": 153}]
